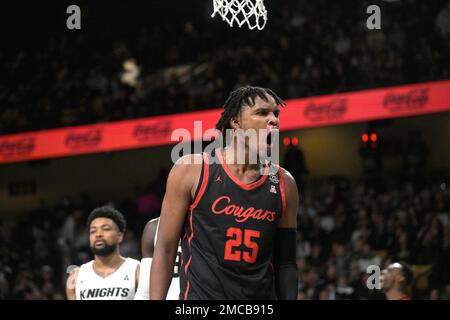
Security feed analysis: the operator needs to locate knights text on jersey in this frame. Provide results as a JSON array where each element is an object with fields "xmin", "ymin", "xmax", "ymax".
[
  {"xmin": 180, "ymin": 149, "xmax": 286, "ymax": 300},
  {"xmin": 75, "ymin": 258, "xmax": 139, "ymax": 300}
]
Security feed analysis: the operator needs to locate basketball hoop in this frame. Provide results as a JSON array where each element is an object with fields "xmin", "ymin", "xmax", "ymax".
[{"xmin": 211, "ymin": 0, "xmax": 268, "ymax": 30}]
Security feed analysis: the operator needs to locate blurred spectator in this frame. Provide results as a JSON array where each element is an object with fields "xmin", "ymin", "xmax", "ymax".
[
  {"xmin": 403, "ymin": 131, "xmax": 429, "ymax": 184},
  {"xmin": 284, "ymin": 143, "xmax": 309, "ymax": 194},
  {"xmin": 296, "ymin": 174, "xmax": 450, "ymax": 300},
  {"xmin": 435, "ymin": 2, "xmax": 450, "ymax": 38},
  {"xmin": 135, "ymin": 184, "xmax": 162, "ymax": 235},
  {"xmin": 358, "ymin": 140, "xmax": 383, "ymax": 190},
  {"xmin": 1, "ymin": 172, "xmax": 449, "ymax": 299},
  {"xmin": 1, "ymin": 0, "xmax": 448, "ymax": 135},
  {"xmin": 120, "ymin": 230, "xmax": 140, "ymax": 260}
]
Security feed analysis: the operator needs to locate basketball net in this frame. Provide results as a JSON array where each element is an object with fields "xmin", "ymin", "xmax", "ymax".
[{"xmin": 211, "ymin": 0, "xmax": 268, "ymax": 30}]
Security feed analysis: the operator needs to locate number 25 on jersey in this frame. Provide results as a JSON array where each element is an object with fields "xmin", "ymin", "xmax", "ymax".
[{"xmin": 224, "ymin": 227, "xmax": 260, "ymax": 263}]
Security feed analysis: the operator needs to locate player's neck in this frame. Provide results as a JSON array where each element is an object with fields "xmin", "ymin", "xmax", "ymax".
[
  {"xmin": 386, "ymin": 288, "xmax": 406, "ymax": 300},
  {"xmin": 222, "ymin": 146, "xmax": 260, "ymax": 173},
  {"xmin": 94, "ymin": 251, "xmax": 124, "ymax": 269}
]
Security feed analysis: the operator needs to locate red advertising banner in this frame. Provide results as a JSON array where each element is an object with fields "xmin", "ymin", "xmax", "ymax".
[{"xmin": 0, "ymin": 80, "xmax": 449, "ymax": 164}]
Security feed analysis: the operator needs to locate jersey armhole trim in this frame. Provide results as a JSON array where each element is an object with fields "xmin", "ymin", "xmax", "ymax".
[
  {"xmin": 278, "ymin": 166, "xmax": 287, "ymax": 219},
  {"xmin": 190, "ymin": 153, "xmax": 210, "ymax": 210}
]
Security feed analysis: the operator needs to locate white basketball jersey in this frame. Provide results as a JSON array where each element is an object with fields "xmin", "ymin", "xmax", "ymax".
[
  {"xmin": 75, "ymin": 258, "xmax": 139, "ymax": 300},
  {"xmin": 166, "ymin": 244, "xmax": 181, "ymax": 300},
  {"xmin": 154, "ymin": 219, "xmax": 181, "ymax": 300}
]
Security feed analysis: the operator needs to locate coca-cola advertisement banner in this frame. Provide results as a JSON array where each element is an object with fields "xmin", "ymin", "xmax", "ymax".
[
  {"xmin": 0, "ymin": 80, "xmax": 449, "ymax": 164},
  {"xmin": 280, "ymin": 80, "xmax": 449, "ymax": 131}
]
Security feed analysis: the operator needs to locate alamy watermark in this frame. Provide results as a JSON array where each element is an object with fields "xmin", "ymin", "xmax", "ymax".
[
  {"xmin": 66, "ymin": 2, "xmax": 401, "ymax": 31},
  {"xmin": 366, "ymin": 265, "xmax": 382, "ymax": 290},
  {"xmin": 66, "ymin": 5, "xmax": 81, "ymax": 30},
  {"xmin": 367, "ymin": 0, "xmax": 401, "ymax": 30},
  {"xmin": 170, "ymin": 121, "xmax": 280, "ymax": 175}
]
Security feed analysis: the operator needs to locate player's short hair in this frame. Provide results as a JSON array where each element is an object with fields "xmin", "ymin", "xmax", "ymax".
[
  {"xmin": 399, "ymin": 262, "xmax": 414, "ymax": 287},
  {"xmin": 215, "ymin": 86, "xmax": 286, "ymax": 133},
  {"xmin": 87, "ymin": 206, "xmax": 126, "ymax": 233}
]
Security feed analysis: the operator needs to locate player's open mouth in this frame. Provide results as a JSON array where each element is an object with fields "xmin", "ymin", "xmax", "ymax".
[
  {"xmin": 95, "ymin": 240, "xmax": 105, "ymax": 246},
  {"xmin": 267, "ymin": 129, "xmax": 279, "ymax": 147},
  {"xmin": 266, "ymin": 131, "xmax": 272, "ymax": 146}
]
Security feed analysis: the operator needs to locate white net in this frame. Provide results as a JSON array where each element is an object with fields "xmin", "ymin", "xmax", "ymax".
[{"xmin": 211, "ymin": 0, "xmax": 268, "ymax": 30}]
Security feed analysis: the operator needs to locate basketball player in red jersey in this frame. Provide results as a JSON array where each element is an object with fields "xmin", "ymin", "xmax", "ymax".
[
  {"xmin": 150, "ymin": 86, "xmax": 298, "ymax": 300},
  {"xmin": 380, "ymin": 262, "xmax": 414, "ymax": 300}
]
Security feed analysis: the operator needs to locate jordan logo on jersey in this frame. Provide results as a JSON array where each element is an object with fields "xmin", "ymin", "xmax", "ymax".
[
  {"xmin": 124, "ymin": 275, "xmax": 129, "ymax": 281},
  {"xmin": 216, "ymin": 175, "xmax": 223, "ymax": 183}
]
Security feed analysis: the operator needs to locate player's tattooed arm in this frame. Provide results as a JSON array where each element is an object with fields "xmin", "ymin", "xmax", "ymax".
[{"xmin": 65, "ymin": 265, "xmax": 80, "ymax": 300}]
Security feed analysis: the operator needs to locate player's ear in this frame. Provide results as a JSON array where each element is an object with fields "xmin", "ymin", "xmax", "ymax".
[
  {"xmin": 230, "ymin": 117, "xmax": 240, "ymax": 129},
  {"xmin": 395, "ymin": 272, "xmax": 404, "ymax": 284},
  {"xmin": 118, "ymin": 231, "xmax": 124, "ymax": 243}
]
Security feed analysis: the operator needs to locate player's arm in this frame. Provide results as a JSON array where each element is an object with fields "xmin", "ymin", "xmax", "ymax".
[
  {"xmin": 65, "ymin": 267, "xmax": 79, "ymax": 300},
  {"xmin": 150, "ymin": 155, "xmax": 201, "ymax": 300},
  {"xmin": 274, "ymin": 168, "xmax": 299, "ymax": 300},
  {"xmin": 135, "ymin": 264, "xmax": 140, "ymax": 290},
  {"xmin": 134, "ymin": 218, "xmax": 159, "ymax": 300},
  {"xmin": 141, "ymin": 218, "xmax": 159, "ymax": 258}
]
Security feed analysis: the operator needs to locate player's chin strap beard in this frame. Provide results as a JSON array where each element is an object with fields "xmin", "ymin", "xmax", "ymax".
[{"xmin": 91, "ymin": 242, "xmax": 117, "ymax": 256}]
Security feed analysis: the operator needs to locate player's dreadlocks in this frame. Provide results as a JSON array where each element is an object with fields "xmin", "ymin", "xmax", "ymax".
[{"xmin": 215, "ymin": 86, "xmax": 286, "ymax": 133}]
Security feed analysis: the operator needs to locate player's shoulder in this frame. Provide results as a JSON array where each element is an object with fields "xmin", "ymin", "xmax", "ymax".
[
  {"xmin": 278, "ymin": 166, "xmax": 299, "ymax": 195},
  {"xmin": 66, "ymin": 263, "xmax": 83, "ymax": 286},
  {"xmin": 79, "ymin": 260, "xmax": 94, "ymax": 269},
  {"xmin": 119, "ymin": 257, "xmax": 139, "ymax": 270},
  {"xmin": 174, "ymin": 153, "xmax": 204, "ymax": 166},
  {"xmin": 126, "ymin": 257, "xmax": 141, "ymax": 265},
  {"xmin": 278, "ymin": 166, "xmax": 296, "ymax": 184},
  {"xmin": 125, "ymin": 257, "xmax": 140, "ymax": 271},
  {"xmin": 143, "ymin": 217, "xmax": 159, "ymax": 231},
  {"xmin": 67, "ymin": 264, "xmax": 82, "ymax": 278},
  {"xmin": 169, "ymin": 154, "xmax": 204, "ymax": 178}
]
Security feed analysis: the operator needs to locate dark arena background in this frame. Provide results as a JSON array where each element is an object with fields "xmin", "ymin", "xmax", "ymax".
[{"xmin": 1, "ymin": 0, "xmax": 449, "ymax": 302}]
